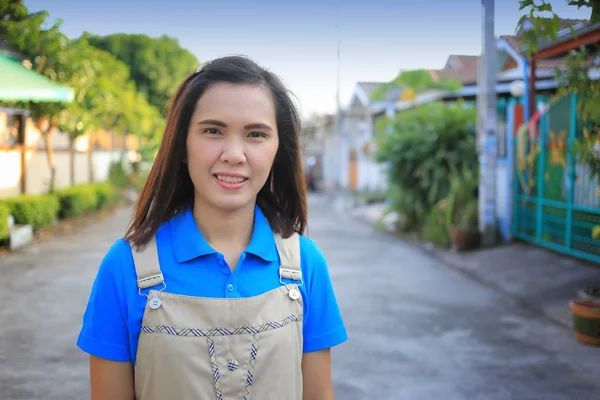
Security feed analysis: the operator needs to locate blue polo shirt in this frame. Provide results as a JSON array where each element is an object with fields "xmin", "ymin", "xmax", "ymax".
[{"xmin": 77, "ymin": 205, "xmax": 347, "ymax": 364}]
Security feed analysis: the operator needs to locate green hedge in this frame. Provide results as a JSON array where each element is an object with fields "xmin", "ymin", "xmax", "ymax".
[
  {"xmin": 95, "ymin": 183, "xmax": 121, "ymax": 210},
  {"xmin": 0, "ymin": 183, "xmax": 122, "ymax": 239},
  {"xmin": 56, "ymin": 185, "xmax": 99, "ymax": 219},
  {"xmin": 56, "ymin": 182, "xmax": 123, "ymax": 218},
  {"xmin": 0, "ymin": 203, "xmax": 10, "ymax": 239},
  {"xmin": 3, "ymin": 194, "xmax": 60, "ymax": 230}
]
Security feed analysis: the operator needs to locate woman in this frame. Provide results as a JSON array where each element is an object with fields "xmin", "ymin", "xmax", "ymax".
[{"xmin": 77, "ymin": 55, "xmax": 347, "ymax": 400}]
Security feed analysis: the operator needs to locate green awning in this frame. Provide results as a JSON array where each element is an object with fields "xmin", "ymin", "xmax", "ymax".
[{"xmin": 0, "ymin": 54, "xmax": 74, "ymax": 102}]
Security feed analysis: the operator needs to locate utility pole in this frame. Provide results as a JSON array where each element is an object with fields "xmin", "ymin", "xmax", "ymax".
[
  {"xmin": 478, "ymin": 0, "xmax": 497, "ymax": 246},
  {"xmin": 333, "ymin": 24, "xmax": 342, "ymax": 188}
]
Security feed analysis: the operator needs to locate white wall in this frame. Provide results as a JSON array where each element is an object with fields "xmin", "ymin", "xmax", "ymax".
[
  {"xmin": 0, "ymin": 149, "xmax": 21, "ymax": 199},
  {"xmin": 0, "ymin": 149, "xmax": 122, "ymax": 199}
]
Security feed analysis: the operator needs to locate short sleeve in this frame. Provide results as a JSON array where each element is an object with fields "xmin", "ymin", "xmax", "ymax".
[
  {"xmin": 300, "ymin": 237, "xmax": 348, "ymax": 353},
  {"xmin": 76, "ymin": 239, "xmax": 131, "ymax": 362}
]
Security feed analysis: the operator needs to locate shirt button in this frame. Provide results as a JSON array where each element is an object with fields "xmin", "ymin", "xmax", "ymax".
[{"xmin": 227, "ymin": 284, "xmax": 234, "ymax": 292}]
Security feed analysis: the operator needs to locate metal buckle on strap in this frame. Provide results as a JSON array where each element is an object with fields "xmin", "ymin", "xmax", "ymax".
[
  {"xmin": 279, "ymin": 268, "xmax": 303, "ymax": 286},
  {"xmin": 137, "ymin": 273, "xmax": 167, "ymax": 298},
  {"xmin": 137, "ymin": 273, "xmax": 164, "ymax": 287}
]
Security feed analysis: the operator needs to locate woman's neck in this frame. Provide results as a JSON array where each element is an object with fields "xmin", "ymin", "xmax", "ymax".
[{"xmin": 192, "ymin": 200, "xmax": 255, "ymax": 254}]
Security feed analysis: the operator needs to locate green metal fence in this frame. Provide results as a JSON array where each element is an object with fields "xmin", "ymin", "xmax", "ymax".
[{"xmin": 512, "ymin": 94, "xmax": 600, "ymax": 264}]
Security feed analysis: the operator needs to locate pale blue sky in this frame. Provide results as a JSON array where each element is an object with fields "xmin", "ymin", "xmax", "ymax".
[{"xmin": 25, "ymin": 0, "xmax": 591, "ymax": 117}]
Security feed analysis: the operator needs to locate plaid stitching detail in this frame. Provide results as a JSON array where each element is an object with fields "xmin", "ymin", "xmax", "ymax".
[
  {"xmin": 206, "ymin": 338, "xmax": 223, "ymax": 400},
  {"xmin": 244, "ymin": 334, "xmax": 259, "ymax": 400},
  {"xmin": 141, "ymin": 315, "xmax": 302, "ymax": 337}
]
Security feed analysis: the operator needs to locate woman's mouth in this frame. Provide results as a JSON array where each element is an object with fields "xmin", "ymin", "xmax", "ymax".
[{"xmin": 214, "ymin": 174, "xmax": 248, "ymax": 189}]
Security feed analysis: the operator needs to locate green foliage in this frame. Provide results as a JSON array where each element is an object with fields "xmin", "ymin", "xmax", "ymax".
[
  {"xmin": 84, "ymin": 33, "xmax": 200, "ymax": 113},
  {"xmin": 2, "ymin": 4, "xmax": 167, "ymax": 169},
  {"xmin": 376, "ymin": 101, "xmax": 478, "ymax": 228},
  {"xmin": 572, "ymin": 123, "xmax": 600, "ymax": 180},
  {"xmin": 130, "ymin": 171, "xmax": 150, "ymax": 192},
  {"xmin": 108, "ymin": 161, "xmax": 131, "ymax": 188},
  {"xmin": 518, "ymin": 1, "xmax": 600, "ymax": 177},
  {"xmin": 0, "ymin": 0, "xmax": 29, "ymax": 40},
  {"xmin": 94, "ymin": 183, "xmax": 121, "ymax": 210},
  {"xmin": 56, "ymin": 185, "xmax": 99, "ymax": 219},
  {"xmin": 422, "ymin": 203, "xmax": 451, "ymax": 247},
  {"xmin": 3, "ymin": 194, "xmax": 60, "ymax": 230},
  {"xmin": 445, "ymin": 166, "xmax": 479, "ymax": 230},
  {"xmin": 555, "ymin": 48, "xmax": 600, "ymax": 123},
  {"xmin": 3, "ymin": 6, "xmax": 70, "ymax": 124},
  {"xmin": 517, "ymin": 0, "xmax": 598, "ymax": 57},
  {"xmin": 370, "ymin": 69, "xmax": 462, "ymax": 102},
  {"xmin": 0, "ymin": 203, "xmax": 10, "ymax": 239}
]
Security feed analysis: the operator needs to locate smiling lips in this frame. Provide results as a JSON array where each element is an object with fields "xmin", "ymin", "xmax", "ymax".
[{"xmin": 214, "ymin": 173, "xmax": 248, "ymax": 189}]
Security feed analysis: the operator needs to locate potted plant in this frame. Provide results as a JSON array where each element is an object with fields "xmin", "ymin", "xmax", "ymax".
[
  {"xmin": 445, "ymin": 166, "xmax": 480, "ymax": 251},
  {"xmin": 570, "ymin": 298, "xmax": 600, "ymax": 346},
  {"xmin": 570, "ymin": 226, "xmax": 600, "ymax": 346}
]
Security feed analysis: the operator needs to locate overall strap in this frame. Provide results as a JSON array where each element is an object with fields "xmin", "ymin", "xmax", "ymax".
[
  {"xmin": 274, "ymin": 232, "xmax": 302, "ymax": 282},
  {"xmin": 131, "ymin": 237, "xmax": 165, "ymax": 290}
]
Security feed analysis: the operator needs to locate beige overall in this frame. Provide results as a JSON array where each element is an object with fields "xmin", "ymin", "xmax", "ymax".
[{"xmin": 131, "ymin": 233, "xmax": 304, "ymax": 400}]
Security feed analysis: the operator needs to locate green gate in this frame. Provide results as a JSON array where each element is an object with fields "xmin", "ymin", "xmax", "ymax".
[{"xmin": 512, "ymin": 94, "xmax": 600, "ymax": 264}]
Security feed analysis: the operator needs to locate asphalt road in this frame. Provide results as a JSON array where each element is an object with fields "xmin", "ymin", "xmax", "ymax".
[{"xmin": 0, "ymin": 193, "xmax": 598, "ymax": 400}]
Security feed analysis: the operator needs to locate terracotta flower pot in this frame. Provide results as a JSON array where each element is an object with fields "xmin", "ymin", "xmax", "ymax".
[
  {"xmin": 570, "ymin": 299, "xmax": 600, "ymax": 346},
  {"xmin": 449, "ymin": 226, "xmax": 480, "ymax": 251}
]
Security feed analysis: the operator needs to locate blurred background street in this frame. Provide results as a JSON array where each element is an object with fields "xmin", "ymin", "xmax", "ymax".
[
  {"xmin": 0, "ymin": 194, "xmax": 599, "ymax": 399},
  {"xmin": 2, "ymin": 0, "xmax": 600, "ymax": 399}
]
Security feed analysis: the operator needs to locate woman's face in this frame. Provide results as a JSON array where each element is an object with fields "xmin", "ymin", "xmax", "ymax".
[{"xmin": 186, "ymin": 82, "xmax": 279, "ymax": 214}]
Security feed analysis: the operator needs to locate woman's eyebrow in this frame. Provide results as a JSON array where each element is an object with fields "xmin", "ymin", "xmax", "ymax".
[
  {"xmin": 198, "ymin": 120, "xmax": 273, "ymax": 131},
  {"xmin": 198, "ymin": 119, "xmax": 227, "ymax": 127},
  {"xmin": 245, "ymin": 123, "xmax": 273, "ymax": 131}
]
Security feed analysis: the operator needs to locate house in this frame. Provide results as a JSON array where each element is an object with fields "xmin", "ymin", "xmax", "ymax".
[
  {"xmin": 320, "ymin": 81, "xmax": 401, "ymax": 193},
  {"xmin": 0, "ymin": 42, "xmax": 138, "ymax": 199},
  {"xmin": 361, "ymin": 19, "xmax": 586, "ymax": 242}
]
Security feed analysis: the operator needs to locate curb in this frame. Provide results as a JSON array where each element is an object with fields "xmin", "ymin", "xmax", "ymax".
[{"xmin": 348, "ymin": 203, "xmax": 575, "ymax": 331}]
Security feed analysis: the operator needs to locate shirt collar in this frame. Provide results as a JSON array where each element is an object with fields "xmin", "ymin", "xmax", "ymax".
[{"xmin": 170, "ymin": 205, "xmax": 278, "ymax": 263}]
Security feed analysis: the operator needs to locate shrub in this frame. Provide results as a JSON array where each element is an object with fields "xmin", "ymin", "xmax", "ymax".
[
  {"xmin": 0, "ymin": 202, "xmax": 10, "ymax": 239},
  {"xmin": 108, "ymin": 161, "xmax": 130, "ymax": 188},
  {"xmin": 376, "ymin": 101, "xmax": 478, "ymax": 228},
  {"xmin": 57, "ymin": 185, "xmax": 99, "ymax": 219},
  {"xmin": 422, "ymin": 202, "xmax": 451, "ymax": 247},
  {"xmin": 3, "ymin": 194, "xmax": 60, "ymax": 230},
  {"xmin": 445, "ymin": 166, "xmax": 479, "ymax": 230},
  {"xmin": 95, "ymin": 183, "xmax": 121, "ymax": 210}
]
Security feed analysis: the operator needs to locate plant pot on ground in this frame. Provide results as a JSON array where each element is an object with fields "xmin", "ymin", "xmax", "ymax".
[
  {"xmin": 570, "ymin": 299, "xmax": 600, "ymax": 346},
  {"xmin": 448, "ymin": 200, "xmax": 480, "ymax": 251},
  {"xmin": 446, "ymin": 166, "xmax": 480, "ymax": 251}
]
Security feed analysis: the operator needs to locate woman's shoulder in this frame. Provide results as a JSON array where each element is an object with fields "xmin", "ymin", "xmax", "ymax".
[
  {"xmin": 298, "ymin": 235, "xmax": 329, "ymax": 275},
  {"xmin": 298, "ymin": 235, "xmax": 325, "ymax": 260},
  {"xmin": 96, "ymin": 238, "xmax": 134, "ymax": 279},
  {"xmin": 103, "ymin": 220, "xmax": 172, "ymax": 268}
]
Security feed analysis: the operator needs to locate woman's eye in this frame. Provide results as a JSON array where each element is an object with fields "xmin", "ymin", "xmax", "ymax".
[
  {"xmin": 249, "ymin": 131, "xmax": 266, "ymax": 138},
  {"xmin": 204, "ymin": 128, "xmax": 221, "ymax": 135}
]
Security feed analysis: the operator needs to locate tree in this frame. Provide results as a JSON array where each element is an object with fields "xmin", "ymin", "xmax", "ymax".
[
  {"xmin": 3, "ymin": 4, "xmax": 165, "ymax": 190},
  {"xmin": 518, "ymin": 1, "xmax": 600, "ymax": 178},
  {"xmin": 518, "ymin": 0, "xmax": 599, "ymax": 56},
  {"xmin": 4, "ymin": 6, "xmax": 71, "ymax": 192},
  {"xmin": 0, "ymin": 0, "xmax": 29, "ymax": 40},
  {"xmin": 58, "ymin": 37, "xmax": 165, "ymax": 182},
  {"xmin": 83, "ymin": 33, "xmax": 200, "ymax": 114},
  {"xmin": 370, "ymin": 69, "xmax": 462, "ymax": 103}
]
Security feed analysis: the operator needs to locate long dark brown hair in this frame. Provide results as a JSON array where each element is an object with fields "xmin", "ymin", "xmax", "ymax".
[{"xmin": 125, "ymin": 55, "xmax": 307, "ymax": 250}]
